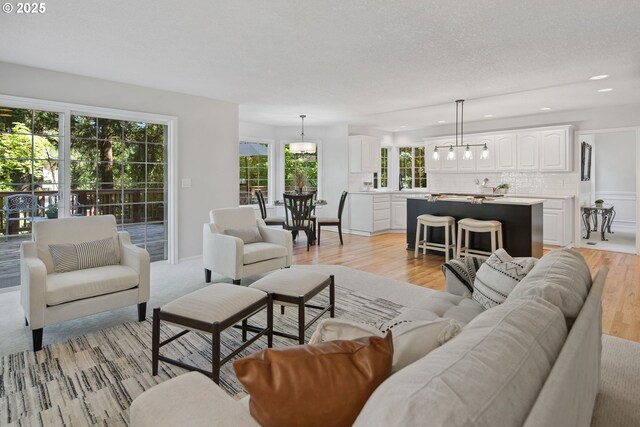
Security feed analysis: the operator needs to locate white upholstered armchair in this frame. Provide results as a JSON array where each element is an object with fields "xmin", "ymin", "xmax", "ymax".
[
  {"xmin": 203, "ymin": 207, "xmax": 292, "ymax": 285},
  {"xmin": 21, "ymin": 215, "xmax": 150, "ymax": 351}
]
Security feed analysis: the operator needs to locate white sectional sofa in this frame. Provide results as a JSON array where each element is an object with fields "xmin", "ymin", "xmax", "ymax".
[{"xmin": 131, "ymin": 249, "xmax": 607, "ymax": 427}]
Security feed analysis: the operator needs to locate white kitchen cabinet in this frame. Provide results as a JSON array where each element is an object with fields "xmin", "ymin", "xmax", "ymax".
[
  {"xmin": 349, "ymin": 135, "xmax": 381, "ymax": 173},
  {"xmin": 494, "ymin": 133, "xmax": 517, "ymax": 171},
  {"xmin": 348, "ymin": 193, "xmax": 390, "ymax": 235},
  {"xmin": 539, "ymin": 129, "xmax": 569, "ymax": 171},
  {"xmin": 543, "ymin": 209, "xmax": 564, "ymax": 246},
  {"xmin": 516, "ymin": 132, "xmax": 539, "ymax": 170},
  {"xmin": 475, "ymin": 136, "xmax": 495, "ymax": 171},
  {"xmin": 542, "ymin": 198, "xmax": 574, "ymax": 246},
  {"xmin": 391, "ymin": 195, "xmax": 407, "ymax": 229}
]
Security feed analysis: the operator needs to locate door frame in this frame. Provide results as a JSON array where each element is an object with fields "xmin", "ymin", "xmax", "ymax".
[
  {"xmin": 0, "ymin": 94, "xmax": 179, "ymax": 263},
  {"xmin": 575, "ymin": 126, "xmax": 640, "ymax": 255}
]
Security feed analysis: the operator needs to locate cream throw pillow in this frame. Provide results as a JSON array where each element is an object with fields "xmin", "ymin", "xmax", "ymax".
[
  {"xmin": 224, "ymin": 226, "xmax": 263, "ymax": 244},
  {"xmin": 309, "ymin": 317, "xmax": 461, "ymax": 372}
]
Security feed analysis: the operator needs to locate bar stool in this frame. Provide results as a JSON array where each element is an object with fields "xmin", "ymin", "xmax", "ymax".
[
  {"xmin": 456, "ymin": 218, "xmax": 503, "ymax": 259},
  {"xmin": 415, "ymin": 214, "xmax": 457, "ymax": 262}
]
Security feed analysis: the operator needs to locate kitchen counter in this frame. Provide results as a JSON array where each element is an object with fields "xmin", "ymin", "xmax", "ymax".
[
  {"xmin": 407, "ymin": 198, "xmax": 543, "ymax": 257},
  {"xmin": 351, "ymin": 190, "xmax": 574, "ymax": 199},
  {"xmin": 407, "ymin": 195, "xmax": 546, "ymax": 205}
]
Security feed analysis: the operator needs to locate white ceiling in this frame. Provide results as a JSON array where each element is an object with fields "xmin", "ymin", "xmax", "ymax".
[{"xmin": 1, "ymin": 0, "xmax": 640, "ymax": 130}]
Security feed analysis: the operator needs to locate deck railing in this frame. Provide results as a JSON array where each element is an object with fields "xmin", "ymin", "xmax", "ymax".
[{"xmin": 0, "ymin": 189, "xmax": 165, "ymax": 235}]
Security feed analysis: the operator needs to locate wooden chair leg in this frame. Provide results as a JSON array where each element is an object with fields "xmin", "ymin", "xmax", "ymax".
[
  {"xmin": 338, "ymin": 223, "xmax": 343, "ymax": 245},
  {"xmin": 317, "ymin": 224, "xmax": 321, "ymax": 245},
  {"xmin": 444, "ymin": 224, "xmax": 450, "ymax": 262},
  {"xmin": 450, "ymin": 223, "xmax": 457, "ymax": 260},
  {"xmin": 414, "ymin": 221, "xmax": 421, "ymax": 258},
  {"xmin": 456, "ymin": 225, "xmax": 463, "ymax": 258},
  {"xmin": 204, "ymin": 268, "xmax": 212, "ymax": 283}
]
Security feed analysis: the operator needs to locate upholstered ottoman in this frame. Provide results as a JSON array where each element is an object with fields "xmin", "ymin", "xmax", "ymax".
[
  {"xmin": 249, "ymin": 269, "xmax": 334, "ymax": 344},
  {"xmin": 152, "ymin": 284, "xmax": 272, "ymax": 384}
]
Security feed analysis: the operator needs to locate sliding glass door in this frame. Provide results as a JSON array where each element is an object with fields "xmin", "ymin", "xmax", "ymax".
[{"xmin": 0, "ymin": 105, "xmax": 168, "ymax": 289}]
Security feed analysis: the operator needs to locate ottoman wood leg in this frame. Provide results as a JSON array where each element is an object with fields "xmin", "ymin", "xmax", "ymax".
[
  {"xmin": 298, "ymin": 296, "xmax": 306, "ymax": 345},
  {"xmin": 281, "ymin": 305, "xmax": 285, "ymax": 315},
  {"xmin": 233, "ymin": 279, "xmax": 241, "ymax": 285},
  {"xmin": 212, "ymin": 324, "xmax": 221, "ymax": 384},
  {"xmin": 138, "ymin": 302, "xmax": 147, "ymax": 321},
  {"xmin": 204, "ymin": 269, "xmax": 212, "ymax": 283},
  {"xmin": 267, "ymin": 295, "xmax": 273, "ymax": 348},
  {"xmin": 241, "ymin": 319, "xmax": 247, "ymax": 342},
  {"xmin": 329, "ymin": 275, "xmax": 335, "ymax": 318},
  {"xmin": 152, "ymin": 308, "xmax": 160, "ymax": 376}
]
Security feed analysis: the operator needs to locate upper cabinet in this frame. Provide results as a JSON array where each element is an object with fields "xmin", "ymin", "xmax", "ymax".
[
  {"xmin": 516, "ymin": 132, "xmax": 539, "ymax": 170},
  {"xmin": 539, "ymin": 129, "xmax": 570, "ymax": 171},
  {"xmin": 349, "ymin": 135, "xmax": 380, "ymax": 173},
  {"xmin": 494, "ymin": 133, "xmax": 517, "ymax": 171},
  {"xmin": 423, "ymin": 125, "xmax": 573, "ymax": 173}
]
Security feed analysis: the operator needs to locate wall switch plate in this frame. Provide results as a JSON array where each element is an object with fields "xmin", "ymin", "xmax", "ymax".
[{"xmin": 181, "ymin": 178, "xmax": 191, "ymax": 188}]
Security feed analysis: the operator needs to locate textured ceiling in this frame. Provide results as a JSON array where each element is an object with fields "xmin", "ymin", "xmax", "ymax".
[{"xmin": 1, "ymin": 0, "xmax": 639, "ymax": 129}]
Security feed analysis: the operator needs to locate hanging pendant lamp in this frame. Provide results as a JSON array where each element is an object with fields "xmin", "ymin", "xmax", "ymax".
[{"xmin": 289, "ymin": 115, "xmax": 317, "ymax": 154}]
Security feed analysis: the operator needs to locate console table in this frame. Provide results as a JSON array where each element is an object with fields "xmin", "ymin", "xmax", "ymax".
[{"xmin": 582, "ymin": 204, "xmax": 616, "ymax": 241}]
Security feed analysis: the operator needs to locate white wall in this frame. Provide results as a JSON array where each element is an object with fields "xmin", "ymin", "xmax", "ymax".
[
  {"xmin": 594, "ymin": 130, "xmax": 637, "ymax": 230},
  {"xmin": 0, "ymin": 61, "xmax": 239, "ymax": 260},
  {"xmin": 347, "ymin": 125, "xmax": 394, "ymax": 192}
]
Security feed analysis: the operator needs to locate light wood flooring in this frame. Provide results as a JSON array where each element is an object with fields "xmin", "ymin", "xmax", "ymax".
[{"xmin": 293, "ymin": 231, "xmax": 640, "ymax": 342}]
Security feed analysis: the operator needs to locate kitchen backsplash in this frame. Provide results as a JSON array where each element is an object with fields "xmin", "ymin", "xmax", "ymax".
[{"xmin": 428, "ymin": 172, "xmax": 579, "ymax": 196}]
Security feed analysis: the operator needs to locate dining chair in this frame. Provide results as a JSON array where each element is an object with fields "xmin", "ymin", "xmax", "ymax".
[
  {"xmin": 317, "ymin": 191, "xmax": 348, "ymax": 245},
  {"xmin": 283, "ymin": 193, "xmax": 315, "ymax": 251},
  {"xmin": 255, "ymin": 190, "xmax": 285, "ymax": 226}
]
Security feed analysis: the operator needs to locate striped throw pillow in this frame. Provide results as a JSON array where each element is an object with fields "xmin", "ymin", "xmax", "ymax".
[
  {"xmin": 472, "ymin": 249, "xmax": 537, "ymax": 310},
  {"xmin": 49, "ymin": 238, "xmax": 118, "ymax": 273}
]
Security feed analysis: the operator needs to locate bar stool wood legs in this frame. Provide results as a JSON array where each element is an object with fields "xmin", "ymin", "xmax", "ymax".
[
  {"xmin": 456, "ymin": 218, "xmax": 503, "ymax": 259},
  {"xmin": 414, "ymin": 214, "xmax": 456, "ymax": 262}
]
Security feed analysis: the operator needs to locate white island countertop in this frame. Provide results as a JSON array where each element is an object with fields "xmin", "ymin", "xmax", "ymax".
[{"xmin": 406, "ymin": 195, "xmax": 545, "ymax": 205}]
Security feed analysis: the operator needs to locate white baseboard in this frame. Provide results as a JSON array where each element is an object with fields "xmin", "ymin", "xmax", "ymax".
[{"xmin": 178, "ymin": 255, "xmax": 202, "ymax": 263}]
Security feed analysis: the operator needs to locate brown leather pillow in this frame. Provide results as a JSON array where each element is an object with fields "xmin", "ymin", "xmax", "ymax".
[{"xmin": 233, "ymin": 332, "xmax": 393, "ymax": 427}]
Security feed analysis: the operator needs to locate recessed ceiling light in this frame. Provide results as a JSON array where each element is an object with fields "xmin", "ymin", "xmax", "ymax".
[
  {"xmin": 590, "ymin": 74, "xmax": 609, "ymax": 80},
  {"xmin": 437, "ymin": 120, "xmax": 446, "ymax": 124},
  {"xmin": 484, "ymin": 114, "xmax": 493, "ymax": 118},
  {"xmin": 597, "ymin": 88, "xmax": 613, "ymax": 93},
  {"xmin": 540, "ymin": 107, "xmax": 552, "ymax": 111}
]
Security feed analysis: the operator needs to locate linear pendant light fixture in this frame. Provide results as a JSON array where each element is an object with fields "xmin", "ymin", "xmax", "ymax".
[
  {"xmin": 432, "ymin": 100, "xmax": 488, "ymax": 161},
  {"xmin": 289, "ymin": 114, "xmax": 317, "ymax": 154}
]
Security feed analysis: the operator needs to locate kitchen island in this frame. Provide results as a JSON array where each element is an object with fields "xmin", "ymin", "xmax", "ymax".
[{"xmin": 407, "ymin": 196, "xmax": 544, "ymax": 258}]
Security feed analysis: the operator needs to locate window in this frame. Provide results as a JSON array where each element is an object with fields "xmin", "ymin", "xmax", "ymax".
[
  {"xmin": 380, "ymin": 147, "xmax": 389, "ymax": 188},
  {"xmin": 70, "ymin": 115, "xmax": 168, "ymax": 262},
  {"xmin": 398, "ymin": 147, "xmax": 427, "ymax": 189},
  {"xmin": 284, "ymin": 144, "xmax": 318, "ymax": 193},
  {"xmin": 239, "ymin": 141, "xmax": 270, "ymax": 205}
]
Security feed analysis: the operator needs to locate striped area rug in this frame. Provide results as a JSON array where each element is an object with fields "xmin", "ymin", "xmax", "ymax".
[{"xmin": 0, "ymin": 285, "xmax": 404, "ymax": 426}]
